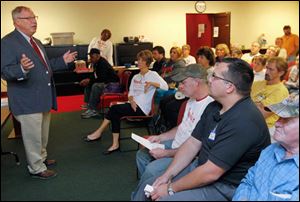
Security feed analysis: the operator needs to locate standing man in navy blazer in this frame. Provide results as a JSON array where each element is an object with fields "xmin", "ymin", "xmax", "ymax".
[{"xmin": 1, "ymin": 6, "xmax": 77, "ymax": 179}]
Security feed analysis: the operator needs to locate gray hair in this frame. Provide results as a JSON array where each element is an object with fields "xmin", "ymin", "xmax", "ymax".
[{"xmin": 11, "ymin": 6, "xmax": 31, "ymax": 21}]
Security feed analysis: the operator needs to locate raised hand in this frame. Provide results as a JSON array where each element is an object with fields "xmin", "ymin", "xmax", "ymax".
[
  {"xmin": 20, "ymin": 54, "xmax": 34, "ymax": 70},
  {"xmin": 63, "ymin": 50, "xmax": 78, "ymax": 63}
]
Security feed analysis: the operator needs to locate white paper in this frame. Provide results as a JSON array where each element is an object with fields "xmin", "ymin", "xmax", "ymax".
[
  {"xmin": 131, "ymin": 133, "xmax": 165, "ymax": 150},
  {"xmin": 213, "ymin": 27, "xmax": 219, "ymax": 37},
  {"xmin": 144, "ymin": 184, "xmax": 154, "ymax": 198},
  {"xmin": 198, "ymin": 24, "xmax": 205, "ymax": 38},
  {"xmin": 144, "ymin": 184, "xmax": 154, "ymax": 193}
]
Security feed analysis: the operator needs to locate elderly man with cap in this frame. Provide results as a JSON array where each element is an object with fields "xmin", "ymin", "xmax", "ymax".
[
  {"xmin": 80, "ymin": 48, "xmax": 120, "ymax": 119},
  {"xmin": 132, "ymin": 58, "xmax": 271, "ymax": 201},
  {"xmin": 233, "ymin": 93, "xmax": 299, "ymax": 201},
  {"xmin": 132, "ymin": 64, "xmax": 214, "ymax": 198}
]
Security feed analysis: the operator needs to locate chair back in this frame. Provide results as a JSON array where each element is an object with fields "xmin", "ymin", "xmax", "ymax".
[
  {"xmin": 99, "ymin": 71, "xmax": 132, "ymax": 110},
  {"xmin": 177, "ymin": 99, "xmax": 188, "ymax": 125},
  {"xmin": 120, "ymin": 71, "xmax": 132, "ymax": 93}
]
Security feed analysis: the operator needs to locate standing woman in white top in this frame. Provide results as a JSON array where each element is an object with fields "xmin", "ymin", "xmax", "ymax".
[
  {"xmin": 84, "ymin": 50, "xmax": 168, "ymax": 155},
  {"xmin": 88, "ymin": 29, "xmax": 114, "ymax": 66}
]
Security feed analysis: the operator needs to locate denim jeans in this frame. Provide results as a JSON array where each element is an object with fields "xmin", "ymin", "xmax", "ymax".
[
  {"xmin": 133, "ymin": 140, "xmax": 174, "ymax": 200},
  {"xmin": 84, "ymin": 83, "xmax": 106, "ymax": 110},
  {"xmin": 136, "ymin": 140, "xmax": 173, "ymax": 177},
  {"xmin": 131, "ymin": 159, "xmax": 198, "ymax": 201}
]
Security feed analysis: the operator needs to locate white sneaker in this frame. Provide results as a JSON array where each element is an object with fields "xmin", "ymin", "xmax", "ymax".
[
  {"xmin": 81, "ymin": 109, "xmax": 99, "ymax": 119},
  {"xmin": 81, "ymin": 109, "xmax": 92, "ymax": 116}
]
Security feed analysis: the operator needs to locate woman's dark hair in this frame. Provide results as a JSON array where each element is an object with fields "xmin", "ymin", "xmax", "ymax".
[{"xmin": 196, "ymin": 46, "xmax": 216, "ymax": 66}]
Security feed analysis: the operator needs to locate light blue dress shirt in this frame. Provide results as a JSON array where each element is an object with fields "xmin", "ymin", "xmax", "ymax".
[{"xmin": 233, "ymin": 143, "xmax": 299, "ymax": 201}]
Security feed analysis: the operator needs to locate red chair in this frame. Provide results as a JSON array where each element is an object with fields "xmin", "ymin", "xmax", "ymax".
[
  {"xmin": 176, "ymin": 99, "xmax": 188, "ymax": 125},
  {"xmin": 98, "ymin": 70, "xmax": 132, "ymax": 114}
]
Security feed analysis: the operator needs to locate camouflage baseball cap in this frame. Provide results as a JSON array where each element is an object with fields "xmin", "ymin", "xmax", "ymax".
[
  {"xmin": 267, "ymin": 93, "xmax": 299, "ymax": 118},
  {"xmin": 171, "ymin": 64, "xmax": 208, "ymax": 82}
]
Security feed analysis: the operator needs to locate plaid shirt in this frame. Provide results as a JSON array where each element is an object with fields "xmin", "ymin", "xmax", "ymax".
[{"xmin": 233, "ymin": 143, "xmax": 299, "ymax": 201}]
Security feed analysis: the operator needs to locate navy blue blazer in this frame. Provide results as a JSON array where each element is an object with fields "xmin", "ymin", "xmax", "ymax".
[{"xmin": 1, "ymin": 29, "xmax": 68, "ymax": 115}]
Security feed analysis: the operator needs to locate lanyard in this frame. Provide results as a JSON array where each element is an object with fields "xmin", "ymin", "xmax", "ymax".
[{"xmin": 208, "ymin": 124, "xmax": 218, "ymax": 141}]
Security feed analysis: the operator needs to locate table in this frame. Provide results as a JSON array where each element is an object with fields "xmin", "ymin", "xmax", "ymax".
[{"xmin": 113, "ymin": 66, "xmax": 139, "ymax": 71}]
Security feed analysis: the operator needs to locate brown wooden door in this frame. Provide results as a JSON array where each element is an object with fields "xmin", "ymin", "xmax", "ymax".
[{"xmin": 212, "ymin": 12, "xmax": 231, "ymax": 48}]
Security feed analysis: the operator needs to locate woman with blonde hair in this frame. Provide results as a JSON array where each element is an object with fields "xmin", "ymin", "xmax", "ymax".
[
  {"xmin": 160, "ymin": 47, "xmax": 185, "ymax": 78},
  {"xmin": 215, "ymin": 43, "xmax": 230, "ymax": 62}
]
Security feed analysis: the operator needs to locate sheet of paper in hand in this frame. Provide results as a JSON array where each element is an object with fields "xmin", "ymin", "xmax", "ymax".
[{"xmin": 131, "ymin": 133, "xmax": 165, "ymax": 150}]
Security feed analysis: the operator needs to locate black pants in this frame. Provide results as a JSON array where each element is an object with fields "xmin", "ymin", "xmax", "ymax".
[
  {"xmin": 159, "ymin": 94, "xmax": 188, "ymax": 129},
  {"xmin": 105, "ymin": 103, "xmax": 145, "ymax": 133}
]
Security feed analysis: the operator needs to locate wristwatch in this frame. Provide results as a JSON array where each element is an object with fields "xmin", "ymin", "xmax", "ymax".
[{"xmin": 167, "ymin": 183, "xmax": 175, "ymax": 196}]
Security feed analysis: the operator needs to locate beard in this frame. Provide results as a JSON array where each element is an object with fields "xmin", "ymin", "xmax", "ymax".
[{"xmin": 265, "ymin": 74, "xmax": 270, "ymax": 81}]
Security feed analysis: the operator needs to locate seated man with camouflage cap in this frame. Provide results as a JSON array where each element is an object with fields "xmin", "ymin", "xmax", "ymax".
[{"xmin": 233, "ymin": 93, "xmax": 299, "ymax": 201}]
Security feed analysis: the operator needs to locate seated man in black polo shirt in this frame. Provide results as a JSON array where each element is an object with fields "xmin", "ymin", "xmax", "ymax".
[{"xmin": 131, "ymin": 58, "xmax": 271, "ymax": 201}]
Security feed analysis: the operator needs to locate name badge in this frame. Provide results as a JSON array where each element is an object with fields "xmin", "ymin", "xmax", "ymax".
[
  {"xmin": 208, "ymin": 131, "xmax": 216, "ymax": 141},
  {"xmin": 208, "ymin": 125, "xmax": 218, "ymax": 141}
]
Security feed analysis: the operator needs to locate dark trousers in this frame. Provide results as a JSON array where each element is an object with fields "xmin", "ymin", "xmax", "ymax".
[
  {"xmin": 84, "ymin": 83, "xmax": 106, "ymax": 110},
  {"xmin": 105, "ymin": 103, "xmax": 145, "ymax": 133},
  {"xmin": 159, "ymin": 94, "xmax": 188, "ymax": 129}
]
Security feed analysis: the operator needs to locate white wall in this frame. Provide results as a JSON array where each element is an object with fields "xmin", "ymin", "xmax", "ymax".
[
  {"xmin": 1, "ymin": 1, "xmax": 298, "ymax": 52},
  {"xmin": 2, "ymin": 1, "xmax": 299, "ymax": 92}
]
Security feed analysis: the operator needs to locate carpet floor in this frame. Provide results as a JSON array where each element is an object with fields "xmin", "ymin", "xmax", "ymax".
[{"xmin": 1, "ymin": 111, "xmax": 150, "ymax": 201}]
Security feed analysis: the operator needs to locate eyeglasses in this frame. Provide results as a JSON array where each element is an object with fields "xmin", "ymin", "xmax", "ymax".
[
  {"xmin": 210, "ymin": 72, "xmax": 235, "ymax": 85},
  {"xmin": 17, "ymin": 16, "xmax": 38, "ymax": 20}
]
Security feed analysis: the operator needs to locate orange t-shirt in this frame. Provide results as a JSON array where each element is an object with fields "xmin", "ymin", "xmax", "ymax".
[{"xmin": 282, "ymin": 34, "xmax": 299, "ymax": 56}]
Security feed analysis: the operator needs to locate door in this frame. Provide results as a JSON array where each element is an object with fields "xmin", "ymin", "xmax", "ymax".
[
  {"xmin": 212, "ymin": 12, "xmax": 231, "ymax": 48},
  {"xmin": 186, "ymin": 13, "xmax": 213, "ymax": 57},
  {"xmin": 186, "ymin": 12, "xmax": 231, "ymax": 57}
]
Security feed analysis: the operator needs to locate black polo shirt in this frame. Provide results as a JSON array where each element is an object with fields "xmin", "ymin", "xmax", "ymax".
[{"xmin": 191, "ymin": 96, "xmax": 270, "ymax": 186}]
